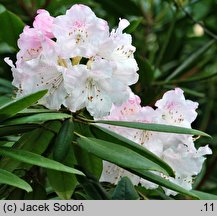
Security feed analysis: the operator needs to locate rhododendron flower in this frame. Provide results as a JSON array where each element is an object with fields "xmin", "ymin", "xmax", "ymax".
[
  {"xmin": 64, "ymin": 58, "xmax": 129, "ymax": 117},
  {"xmin": 155, "ymin": 88, "xmax": 198, "ymax": 128},
  {"xmin": 53, "ymin": 4, "xmax": 109, "ymax": 58},
  {"xmin": 16, "ymin": 10, "xmax": 54, "ymax": 66},
  {"xmin": 99, "ymin": 88, "xmax": 212, "ymax": 196},
  {"xmin": 5, "ymin": 54, "xmax": 68, "ymax": 110},
  {"xmin": 5, "ymin": 4, "xmax": 138, "ymax": 117},
  {"xmin": 98, "ymin": 19, "xmax": 139, "ymax": 85}
]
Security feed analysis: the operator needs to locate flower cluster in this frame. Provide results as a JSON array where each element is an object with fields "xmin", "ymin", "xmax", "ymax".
[
  {"xmin": 99, "ymin": 88, "xmax": 212, "ymax": 196},
  {"xmin": 5, "ymin": 4, "xmax": 211, "ymax": 196},
  {"xmin": 5, "ymin": 5, "xmax": 138, "ymax": 118}
]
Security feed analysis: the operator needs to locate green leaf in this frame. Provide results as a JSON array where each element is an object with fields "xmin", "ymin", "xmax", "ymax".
[
  {"xmin": 130, "ymin": 169, "xmax": 199, "ymax": 199},
  {"xmin": 4, "ymin": 113, "xmax": 71, "ymax": 125},
  {"xmin": 0, "ymin": 90, "xmax": 48, "ymax": 121},
  {"xmin": 0, "ymin": 4, "xmax": 25, "ymax": 49},
  {"xmin": 0, "ymin": 96, "xmax": 12, "ymax": 107},
  {"xmin": 76, "ymin": 168, "xmax": 110, "ymax": 200},
  {"xmin": 112, "ymin": 177, "xmax": 140, "ymax": 200},
  {"xmin": 18, "ymin": 108, "xmax": 58, "ymax": 114},
  {"xmin": 94, "ymin": 0, "xmax": 142, "ymax": 16},
  {"xmin": 47, "ymin": 146, "xmax": 77, "ymax": 200},
  {"xmin": 95, "ymin": 120, "xmax": 210, "ymax": 137},
  {"xmin": 91, "ymin": 125, "xmax": 174, "ymax": 177},
  {"xmin": 74, "ymin": 122, "xmax": 103, "ymax": 179},
  {"xmin": 0, "ymin": 168, "xmax": 32, "ymax": 192},
  {"xmin": 0, "ymin": 124, "xmax": 38, "ymax": 136},
  {"xmin": 166, "ymin": 39, "xmax": 215, "ymax": 80},
  {"xmin": 124, "ymin": 17, "xmax": 143, "ymax": 33},
  {"xmin": 53, "ymin": 119, "xmax": 74, "ymax": 162},
  {"xmin": 191, "ymin": 190, "xmax": 217, "ymax": 200},
  {"xmin": 77, "ymin": 137, "xmax": 169, "ymax": 174},
  {"xmin": 24, "ymin": 182, "xmax": 47, "ymax": 200},
  {"xmin": 0, "ymin": 121, "xmax": 61, "ymax": 172},
  {"xmin": 0, "ymin": 78, "xmax": 13, "ymax": 90},
  {"xmin": 0, "ymin": 147, "xmax": 84, "ymax": 175}
]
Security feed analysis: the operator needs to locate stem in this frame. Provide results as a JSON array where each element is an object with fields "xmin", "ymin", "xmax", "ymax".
[
  {"xmin": 18, "ymin": 0, "xmax": 34, "ymax": 20},
  {"xmin": 76, "ymin": 115, "xmax": 95, "ymax": 123},
  {"xmin": 74, "ymin": 131, "xmax": 85, "ymax": 138},
  {"xmin": 155, "ymin": 8, "xmax": 177, "ymax": 69},
  {"xmin": 200, "ymin": 79, "xmax": 215, "ymax": 131},
  {"xmin": 196, "ymin": 155, "xmax": 217, "ymax": 190},
  {"xmin": 42, "ymin": 0, "xmax": 52, "ymax": 8},
  {"xmin": 173, "ymin": 0, "xmax": 217, "ymax": 41}
]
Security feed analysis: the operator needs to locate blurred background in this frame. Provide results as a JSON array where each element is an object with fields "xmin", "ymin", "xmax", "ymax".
[{"xmin": 0, "ymin": 0, "xmax": 217, "ymax": 197}]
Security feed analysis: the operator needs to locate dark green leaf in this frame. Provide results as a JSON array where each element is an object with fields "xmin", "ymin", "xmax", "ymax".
[
  {"xmin": 95, "ymin": 120, "xmax": 210, "ymax": 137},
  {"xmin": 0, "ymin": 121, "xmax": 61, "ymax": 172},
  {"xmin": 0, "ymin": 4, "xmax": 25, "ymax": 49},
  {"xmin": 125, "ymin": 17, "xmax": 143, "ymax": 33},
  {"xmin": 77, "ymin": 137, "xmax": 169, "ymax": 174},
  {"xmin": 112, "ymin": 177, "xmax": 140, "ymax": 200},
  {"xmin": 53, "ymin": 119, "xmax": 74, "ymax": 162},
  {"xmin": 74, "ymin": 122, "xmax": 102, "ymax": 179},
  {"xmin": 0, "ymin": 168, "xmax": 32, "ymax": 192},
  {"xmin": 76, "ymin": 168, "xmax": 110, "ymax": 200},
  {"xmin": 91, "ymin": 124, "xmax": 174, "ymax": 177},
  {"xmin": 130, "ymin": 169, "xmax": 199, "ymax": 199},
  {"xmin": 47, "ymin": 146, "xmax": 77, "ymax": 200},
  {"xmin": 191, "ymin": 190, "xmax": 217, "ymax": 200},
  {"xmin": 24, "ymin": 182, "xmax": 47, "ymax": 200},
  {"xmin": 0, "ymin": 124, "xmax": 38, "ymax": 136},
  {"xmin": 0, "ymin": 90, "xmax": 48, "ymax": 121},
  {"xmin": 4, "ymin": 113, "xmax": 71, "ymax": 125},
  {"xmin": 0, "ymin": 147, "xmax": 84, "ymax": 175},
  {"xmin": 166, "ymin": 39, "xmax": 215, "ymax": 80}
]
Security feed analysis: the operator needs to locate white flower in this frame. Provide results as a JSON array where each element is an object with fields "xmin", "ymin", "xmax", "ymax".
[
  {"xmin": 64, "ymin": 58, "xmax": 129, "ymax": 117},
  {"xmin": 98, "ymin": 19, "xmax": 139, "ymax": 85},
  {"xmin": 16, "ymin": 10, "xmax": 54, "ymax": 66},
  {"xmin": 53, "ymin": 4, "xmax": 109, "ymax": 58},
  {"xmin": 99, "ymin": 89, "xmax": 212, "ymax": 196},
  {"xmin": 5, "ymin": 54, "xmax": 68, "ymax": 110},
  {"xmin": 155, "ymin": 88, "xmax": 198, "ymax": 128}
]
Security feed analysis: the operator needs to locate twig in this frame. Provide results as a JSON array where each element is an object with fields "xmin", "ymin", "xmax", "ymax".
[
  {"xmin": 173, "ymin": 0, "xmax": 217, "ymax": 41},
  {"xmin": 42, "ymin": 0, "xmax": 52, "ymax": 9},
  {"xmin": 196, "ymin": 155, "xmax": 217, "ymax": 190},
  {"xmin": 18, "ymin": 0, "xmax": 34, "ymax": 20}
]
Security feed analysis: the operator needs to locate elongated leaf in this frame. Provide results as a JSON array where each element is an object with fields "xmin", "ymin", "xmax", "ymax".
[
  {"xmin": 166, "ymin": 39, "xmax": 215, "ymax": 80},
  {"xmin": 91, "ymin": 124, "xmax": 174, "ymax": 177},
  {"xmin": 18, "ymin": 108, "xmax": 58, "ymax": 114},
  {"xmin": 0, "ymin": 78, "xmax": 13, "ymax": 89},
  {"xmin": 4, "ymin": 113, "xmax": 71, "ymax": 125},
  {"xmin": 0, "ymin": 121, "xmax": 61, "ymax": 172},
  {"xmin": 0, "ymin": 90, "xmax": 48, "ymax": 121},
  {"xmin": 191, "ymin": 190, "xmax": 217, "ymax": 200},
  {"xmin": 125, "ymin": 17, "xmax": 143, "ymax": 33},
  {"xmin": 76, "ymin": 168, "xmax": 110, "ymax": 200},
  {"xmin": 0, "ymin": 168, "xmax": 32, "ymax": 192},
  {"xmin": 0, "ymin": 124, "xmax": 38, "ymax": 136},
  {"xmin": 130, "ymin": 169, "xmax": 199, "ymax": 199},
  {"xmin": 95, "ymin": 120, "xmax": 210, "ymax": 137},
  {"xmin": 77, "ymin": 137, "xmax": 168, "ymax": 174},
  {"xmin": 24, "ymin": 182, "xmax": 47, "ymax": 200},
  {"xmin": 53, "ymin": 119, "xmax": 74, "ymax": 162},
  {"xmin": 0, "ymin": 96, "xmax": 12, "ymax": 107},
  {"xmin": 0, "ymin": 4, "xmax": 25, "ymax": 49},
  {"xmin": 0, "ymin": 147, "xmax": 83, "ymax": 175},
  {"xmin": 112, "ymin": 177, "xmax": 140, "ymax": 200},
  {"xmin": 74, "ymin": 122, "xmax": 103, "ymax": 178},
  {"xmin": 47, "ymin": 146, "xmax": 77, "ymax": 200}
]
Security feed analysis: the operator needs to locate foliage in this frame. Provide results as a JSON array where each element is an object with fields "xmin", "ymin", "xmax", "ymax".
[{"xmin": 0, "ymin": 0, "xmax": 217, "ymax": 200}]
